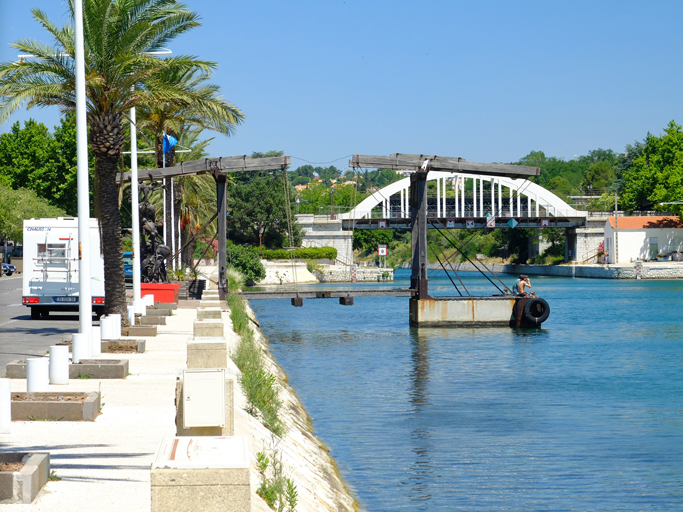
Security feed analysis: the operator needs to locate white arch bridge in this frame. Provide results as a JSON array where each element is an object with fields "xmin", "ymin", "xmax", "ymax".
[{"xmin": 339, "ymin": 171, "xmax": 587, "ymax": 230}]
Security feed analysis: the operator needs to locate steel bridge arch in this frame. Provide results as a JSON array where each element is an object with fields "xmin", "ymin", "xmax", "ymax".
[{"xmin": 339, "ymin": 172, "xmax": 586, "ymax": 220}]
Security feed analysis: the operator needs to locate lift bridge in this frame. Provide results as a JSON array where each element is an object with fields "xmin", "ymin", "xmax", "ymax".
[{"xmin": 122, "ymin": 153, "xmax": 563, "ymax": 327}]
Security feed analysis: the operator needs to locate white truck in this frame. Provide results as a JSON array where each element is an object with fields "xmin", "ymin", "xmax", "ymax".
[{"xmin": 22, "ymin": 217, "xmax": 105, "ymax": 319}]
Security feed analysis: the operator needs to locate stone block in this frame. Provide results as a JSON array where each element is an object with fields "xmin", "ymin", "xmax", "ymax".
[
  {"xmin": 155, "ymin": 302, "xmax": 177, "ymax": 310},
  {"xmin": 0, "ymin": 452, "xmax": 50, "ymax": 504},
  {"xmin": 6, "ymin": 360, "xmax": 128, "ymax": 380},
  {"xmin": 151, "ymin": 437, "xmax": 249, "ymax": 512},
  {"xmin": 123, "ymin": 326, "xmax": 157, "ymax": 337},
  {"xmin": 139, "ymin": 315, "xmax": 166, "ymax": 325},
  {"xmin": 100, "ymin": 340, "xmax": 146, "ymax": 353},
  {"xmin": 197, "ymin": 307, "xmax": 222, "ymax": 320},
  {"xmin": 193, "ymin": 320, "xmax": 224, "ymax": 338},
  {"xmin": 187, "ymin": 338, "xmax": 228, "ymax": 369},
  {"xmin": 175, "ymin": 379, "xmax": 234, "ymax": 436},
  {"xmin": 146, "ymin": 308, "xmax": 172, "ymax": 316},
  {"xmin": 199, "ymin": 300, "xmax": 221, "ymax": 308},
  {"xmin": 11, "ymin": 392, "xmax": 100, "ymax": 421}
]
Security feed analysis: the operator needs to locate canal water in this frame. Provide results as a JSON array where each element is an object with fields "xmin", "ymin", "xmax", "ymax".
[{"xmin": 249, "ymin": 270, "xmax": 683, "ymax": 511}]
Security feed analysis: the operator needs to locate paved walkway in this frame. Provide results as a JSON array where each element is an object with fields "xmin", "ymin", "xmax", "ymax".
[{"xmin": 1, "ymin": 306, "xmax": 201, "ymax": 510}]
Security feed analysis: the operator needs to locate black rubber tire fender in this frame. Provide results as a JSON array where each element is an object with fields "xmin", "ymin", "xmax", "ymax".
[{"xmin": 523, "ymin": 297, "xmax": 550, "ymax": 325}]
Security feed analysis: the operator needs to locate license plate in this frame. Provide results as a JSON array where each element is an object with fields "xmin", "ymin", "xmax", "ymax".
[{"xmin": 54, "ymin": 297, "xmax": 78, "ymax": 303}]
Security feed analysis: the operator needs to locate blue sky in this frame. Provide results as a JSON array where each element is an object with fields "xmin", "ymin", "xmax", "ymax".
[{"xmin": 1, "ymin": 0, "xmax": 682, "ymax": 169}]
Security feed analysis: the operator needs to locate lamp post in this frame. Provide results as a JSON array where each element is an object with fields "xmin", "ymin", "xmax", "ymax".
[{"xmin": 73, "ymin": 0, "xmax": 92, "ymax": 342}]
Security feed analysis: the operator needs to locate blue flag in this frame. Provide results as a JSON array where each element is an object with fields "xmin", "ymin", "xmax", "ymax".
[{"xmin": 163, "ymin": 132, "xmax": 177, "ymax": 154}]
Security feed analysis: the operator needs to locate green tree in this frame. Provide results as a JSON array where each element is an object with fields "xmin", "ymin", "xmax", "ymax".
[
  {"xmin": 353, "ymin": 230, "xmax": 394, "ymax": 252},
  {"xmin": 0, "ymin": 115, "xmax": 84, "ymax": 214},
  {"xmin": 0, "ymin": 185, "xmax": 65, "ymax": 241},
  {"xmin": 297, "ymin": 182, "xmax": 367, "ymax": 214},
  {"xmin": 621, "ymin": 120, "xmax": 683, "ymax": 213},
  {"xmin": 227, "ymin": 244, "xmax": 265, "ymax": 284},
  {"xmin": 227, "ymin": 151, "xmax": 302, "ymax": 248},
  {"xmin": 0, "ymin": 0, "xmax": 223, "ymax": 321}
]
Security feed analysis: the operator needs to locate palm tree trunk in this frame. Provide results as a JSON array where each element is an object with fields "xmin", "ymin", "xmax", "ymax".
[{"xmin": 90, "ymin": 112, "xmax": 129, "ymax": 325}]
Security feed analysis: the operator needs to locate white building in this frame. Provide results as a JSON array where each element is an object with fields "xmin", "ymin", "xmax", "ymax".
[{"xmin": 604, "ymin": 216, "xmax": 683, "ymax": 264}]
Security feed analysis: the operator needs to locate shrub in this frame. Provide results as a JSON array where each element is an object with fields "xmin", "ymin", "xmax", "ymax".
[
  {"xmin": 261, "ymin": 246, "xmax": 337, "ymax": 260},
  {"xmin": 227, "ymin": 279, "xmax": 285, "ymax": 436},
  {"xmin": 228, "ymin": 245, "xmax": 266, "ymax": 283}
]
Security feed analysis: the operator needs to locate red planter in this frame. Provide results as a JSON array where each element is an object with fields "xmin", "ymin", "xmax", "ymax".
[{"xmin": 140, "ymin": 283, "xmax": 181, "ymax": 304}]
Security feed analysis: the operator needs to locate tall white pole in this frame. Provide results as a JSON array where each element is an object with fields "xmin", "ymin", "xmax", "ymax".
[
  {"xmin": 74, "ymin": 0, "xmax": 92, "ymax": 334},
  {"xmin": 436, "ymin": 177, "xmax": 441, "ymax": 217},
  {"xmin": 171, "ymin": 178, "xmax": 175, "ymax": 270},
  {"xmin": 130, "ymin": 102, "xmax": 141, "ymax": 309},
  {"xmin": 461, "ymin": 177, "xmax": 465, "ymax": 216}
]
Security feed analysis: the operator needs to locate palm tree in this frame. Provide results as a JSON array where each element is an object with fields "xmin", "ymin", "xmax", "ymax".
[{"xmin": 0, "ymin": 0, "xmax": 233, "ymax": 322}]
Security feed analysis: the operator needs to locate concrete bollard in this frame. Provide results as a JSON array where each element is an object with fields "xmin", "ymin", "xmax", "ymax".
[
  {"xmin": 48, "ymin": 346, "xmax": 69, "ymax": 385},
  {"xmin": 27, "ymin": 358, "xmax": 49, "ymax": 392},
  {"xmin": 127, "ymin": 305, "xmax": 135, "ymax": 326},
  {"xmin": 0, "ymin": 378, "xmax": 10, "ymax": 433},
  {"xmin": 134, "ymin": 299, "xmax": 146, "ymax": 316},
  {"xmin": 144, "ymin": 294, "xmax": 155, "ymax": 307},
  {"xmin": 109, "ymin": 314, "xmax": 122, "ymax": 339},
  {"xmin": 100, "ymin": 316, "xmax": 115, "ymax": 340},
  {"xmin": 72, "ymin": 333, "xmax": 91, "ymax": 364},
  {"xmin": 91, "ymin": 326, "xmax": 102, "ymax": 357}
]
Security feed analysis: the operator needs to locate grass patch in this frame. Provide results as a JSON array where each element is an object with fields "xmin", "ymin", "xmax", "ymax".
[
  {"xmin": 228, "ymin": 270, "xmax": 285, "ymax": 437},
  {"xmin": 48, "ymin": 470, "xmax": 61, "ymax": 481}
]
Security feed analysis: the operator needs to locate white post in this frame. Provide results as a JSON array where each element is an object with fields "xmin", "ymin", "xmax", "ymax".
[
  {"xmin": 517, "ymin": 188, "xmax": 521, "ymax": 217},
  {"xmin": 528, "ymin": 195, "xmax": 532, "ymax": 217},
  {"xmin": 510, "ymin": 186, "xmax": 514, "ymax": 216},
  {"xmin": 480, "ymin": 178, "xmax": 484, "ymax": 215},
  {"xmin": 0, "ymin": 379, "xmax": 10, "ymax": 433},
  {"xmin": 74, "ymin": 0, "xmax": 92, "ymax": 335},
  {"xmin": 127, "ymin": 305, "xmax": 135, "ymax": 326},
  {"xmin": 454, "ymin": 176, "xmax": 459, "ymax": 217},
  {"xmin": 498, "ymin": 180, "xmax": 502, "ymax": 216},
  {"xmin": 27, "ymin": 358, "xmax": 49, "ymax": 392},
  {"xmin": 473, "ymin": 178, "xmax": 477, "ymax": 217},
  {"xmin": 171, "ymin": 178, "xmax": 176, "ymax": 271},
  {"xmin": 535, "ymin": 196, "xmax": 539, "ymax": 217},
  {"xmin": 72, "ymin": 333, "xmax": 91, "ymax": 364},
  {"xmin": 461, "ymin": 177, "xmax": 465, "ymax": 217},
  {"xmin": 110, "ymin": 313, "xmax": 122, "ymax": 339},
  {"xmin": 130, "ymin": 100, "xmax": 142, "ymax": 313},
  {"xmin": 91, "ymin": 325, "xmax": 102, "ymax": 356},
  {"xmin": 49, "ymin": 346, "xmax": 70, "ymax": 385},
  {"xmin": 400, "ymin": 188, "xmax": 404, "ymax": 218},
  {"xmin": 490, "ymin": 178, "xmax": 495, "ymax": 216}
]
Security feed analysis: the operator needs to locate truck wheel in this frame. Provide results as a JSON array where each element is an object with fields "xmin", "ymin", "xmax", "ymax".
[{"xmin": 31, "ymin": 308, "xmax": 40, "ymax": 320}]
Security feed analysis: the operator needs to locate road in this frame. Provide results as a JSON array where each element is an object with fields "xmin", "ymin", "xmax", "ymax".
[{"xmin": 0, "ymin": 274, "xmax": 82, "ymax": 373}]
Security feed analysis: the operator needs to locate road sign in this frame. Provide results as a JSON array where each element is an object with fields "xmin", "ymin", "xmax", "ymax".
[
  {"xmin": 507, "ymin": 219, "xmax": 518, "ymax": 229},
  {"xmin": 378, "ymin": 245, "xmax": 388, "ymax": 256},
  {"xmin": 466, "ymin": 219, "xmax": 475, "ymax": 229},
  {"xmin": 486, "ymin": 215, "xmax": 495, "ymax": 228},
  {"xmin": 378, "ymin": 220, "xmax": 387, "ymax": 229},
  {"xmin": 446, "ymin": 219, "xmax": 455, "ymax": 228},
  {"xmin": 541, "ymin": 218, "xmax": 549, "ymax": 227}
]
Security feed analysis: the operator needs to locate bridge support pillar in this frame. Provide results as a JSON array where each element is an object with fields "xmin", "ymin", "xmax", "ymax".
[{"xmin": 410, "ymin": 170, "xmax": 430, "ymax": 300}]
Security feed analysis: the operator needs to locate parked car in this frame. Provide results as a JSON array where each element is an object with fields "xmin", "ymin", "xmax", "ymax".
[{"xmin": 2, "ymin": 262, "xmax": 16, "ymax": 276}]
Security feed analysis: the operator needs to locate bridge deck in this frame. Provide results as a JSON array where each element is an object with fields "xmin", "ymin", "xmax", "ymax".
[
  {"xmin": 241, "ymin": 288, "xmax": 414, "ymax": 300},
  {"xmin": 343, "ymin": 216, "xmax": 586, "ymax": 229}
]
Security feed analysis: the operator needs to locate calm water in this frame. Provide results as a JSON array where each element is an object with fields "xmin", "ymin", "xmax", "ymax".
[{"xmin": 250, "ymin": 270, "xmax": 683, "ymax": 511}]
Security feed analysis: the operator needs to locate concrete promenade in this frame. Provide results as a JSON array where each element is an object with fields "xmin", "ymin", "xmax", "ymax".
[{"xmin": 1, "ymin": 298, "xmax": 355, "ymax": 511}]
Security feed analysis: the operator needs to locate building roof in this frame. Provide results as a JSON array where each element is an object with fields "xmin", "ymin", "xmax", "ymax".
[{"xmin": 607, "ymin": 216, "xmax": 683, "ymax": 229}]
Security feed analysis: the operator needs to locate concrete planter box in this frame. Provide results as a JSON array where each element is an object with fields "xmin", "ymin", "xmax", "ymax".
[
  {"xmin": 6, "ymin": 359, "xmax": 129, "ymax": 379},
  {"xmin": 122, "ymin": 325, "xmax": 157, "ymax": 337},
  {"xmin": 139, "ymin": 315, "xmax": 166, "ymax": 325},
  {"xmin": 193, "ymin": 319, "xmax": 224, "ymax": 337},
  {"xmin": 141, "ymin": 282, "xmax": 181, "ymax": 304},
  {"xmin": 0, "ymin": 452, "xmax": 50, "ymax": 504},
  {"xmin": 197, "ymin": 307, "xmax": 222, "ymax": 320},
  {"xmin": 11, "ymin": 392, "xmax": 100, "ymax": 421},
  {"xmin": 101, "ymin": 340, "xmax": 146, "ymax": 353}
]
